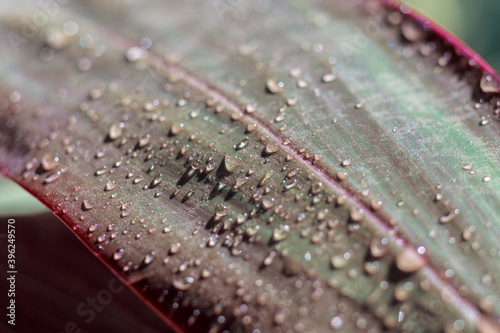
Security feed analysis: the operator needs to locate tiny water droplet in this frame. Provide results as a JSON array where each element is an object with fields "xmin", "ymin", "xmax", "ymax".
[
  {"xmin": 322, "ymin": 73, "xmax": 336, "ymax": 83},
  {"xmin": 44, "ymin": 171, "xmax": 62, "ymax": 184},
  {"xmin": 144, "ymin": 253, "xmax": 154, "ymax": 265},
  {"xmin": 439, "ymin": 209, "xmax": 460, "ymax": 224},
  {"xmin": 395, "ymin": 248, "xmax": 425, "ymax": 273},
  {"xmin": 222, "ymin": 155, "xmax": 238, "ymax": 174},
  {"xmin": 170, "ymin": 243, "xmax": 181, "ymax": 254},
  {"xmin": 82, "ymin": 199, "xmax": 94, "ymax": 211},
  {"xmin": 263, "ymin": 251, "xmax": 277, "ymax": 266},
  {"xmin": 266, "ymin": 78, "xmax": 285, "ymax": 94},
  {"xmin": 108, "ymin": 123, "xmax": 122, "ymax": 140},
  {"xmin": 41, "ymin": 153, "xmax": 60, "ymax": 171},
  {"xmin": 104, "ymin": 181, "xmax": 117, "ymax": 191},
  {"xmin": 272, "ymin": 225, "xmax": 290, "ymax": 242},
  {"xmin": 264, "ymin": 142, "xmax": 279, "ymax": 155},
  {"xmin": 341, "ymin": 158, "xmax": 352, "ymax": 167},
  {"xmin": 113, "ymin": 249, "xmax": 124, "ymax": 260}
]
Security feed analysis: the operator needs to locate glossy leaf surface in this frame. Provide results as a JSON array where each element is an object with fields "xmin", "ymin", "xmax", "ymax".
[{"xmin": 0, "ymin": 0, "xmax": 499, "ymax": 332}]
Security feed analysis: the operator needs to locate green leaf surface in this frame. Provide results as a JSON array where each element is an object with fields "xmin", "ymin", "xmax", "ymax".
[{"xmin": 0, "ymin": 0, "xmax": 499, "ymax": 332}]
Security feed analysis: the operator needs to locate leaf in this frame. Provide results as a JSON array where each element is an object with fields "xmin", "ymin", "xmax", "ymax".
[
  {"xmin": 7, "ymin": 212, "xmax": 173, "ymax": 333},
  {"xmin": 0, "ymin": 0, "xmax": 499, "ymax": 332}
]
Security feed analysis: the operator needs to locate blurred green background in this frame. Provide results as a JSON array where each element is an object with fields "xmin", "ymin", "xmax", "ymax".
[{"xmin": 403, "ymin": 0, "xmax": 500, "ymax": 72}]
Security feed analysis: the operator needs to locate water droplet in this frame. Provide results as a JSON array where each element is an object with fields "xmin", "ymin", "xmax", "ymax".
[
  {"xmin": 170, "ymin": 123, "xmax": 184, "ymax": 136},
  {"xmin": 245, "ymin": 103, "xmax": 257, "ymax": 113},
  {"xmin": 214, "ymin": 204, "xmax": 228, "ymax": 221},
  {"xmin": 264, "ymin": 142, "xmax": 279, "ymax": 155},
  {"xmin": 289, "ymin": 67, "xmax": 302, "ymax": 78},
  {"xmin": 272, "ymin": 225, "xmax": 290, "ymax": 242},
  {"xmin": 370, "ymin": 238, "xmax": 389, "ymax": 257},
  {"xmin": 336, "ymin": 171, "xmax": 348, "ymax": 181},
  {"xmin": 138, "ymin": 135, "xmax": 150, "ymax": 148},
  {"xmin": 109, "ymin": 123, "xmax": 122, "ymax": 140},
  {"xmin": 263, "ymin": 251, "xmax": 277, "ymax": 266},
  {"xmin": 126, "ymin": 46, "xmax": 148, "ymax": 62},
  {"xmin": 266, "ymin": 78, "xmax": 285, "ymax": 94},
  {"xmin": 44, "ymin": 171, "xmax": 62, "ymax": 184},
  {"xmin": 144, "ymin": 253, "xmax": 154, "ymax": 265},
  {"xmin": 480, "ymin": 74, "xmax": 500, "ymax": 94},
  {"xmin": 235, "ymin": 138, "xmax": 249, "ymax": 150},
  {"xmin": 297, "ymin": 79, "xmax": 308, "ymax": 88},
  {"xmin": 350, "ymin": 208, "xmax": 364, "ymax": 222},
  {"xmin": 262, "ymin": 198, "xmax": 275, "ymax": 210},
  {"xmin": 170, "ymin": 243, "xmax": 181, "ymax": 254},
  {"xmin": 105, "ymin": 181, "xmax": 117, "ymax": 191},
  {"xmin": 82, "ymin": 200, "xmax": 94, "ymax": 211},
  {"xmin": 222, "ymin": 155, "xmax": 238, "ymax": 174},
  {"xmin": 151, "ymin": 177, "xmax": 162, "ymax": 188},
  {"xmin": 172, "ymin": 277, "xmax": 194, "ymax": 290},
  {"xmin": 395, "ymin": 248, "xmax": 425, "ymax": 273},
  {"xmin": 401, "ymin": 20, "xmax": 426, "ymax": 42},
  {"xmin": 370, "ymin": 199, "xmax": 383, "ymax": 211},
  {"xmin": 322, "ymin": 73, "xmax": 336, "ymax": 83},
  {"xmin": 439, "ymin": 209, "xmax": 460, "ymax": 224},
  {"xmin": 286, "ymin": 96, "xmax": 298, "ymax": 106},
  {"xmin": 113, "ymin": 249, "xmax": 124, "ymax": 260},
  {"xmin": 41, "ymin": 154, "xmax": 60, "ymax": 171},
  {"xmin": 341, "ymin": 158, "xmax": 352, "ymax": 167}
]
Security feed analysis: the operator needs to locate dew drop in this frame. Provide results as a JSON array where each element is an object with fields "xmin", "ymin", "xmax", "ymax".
[
  {"xmin": 222, "ymin": 155, "xmax": 238, "ymax": 174},
  {"xmin": 439, "ymin": 209, "xmax": 460, "ymax": 224},
  {"xmin": 263, "ymin": 251, "xmax": 277, "ymax": 266},
  {"xmin": 266, "ymin": 78, "xmax": 285, "ymax": 94},
  {"xmin": 401, "ymin": 20, "xmax": 426, "ymax": 42},
  {"xmin": 272, "ymin": 225, "xmax": 290, "ymax": 242},
  {"xmin": 370, "ymin": 238, "xmax": 389, "ymax": 257},
  {"xmin": 44, "ymin": 171, "xmax": 62, "ymax": 184},
  {"xmin": 341, "ymin": 158, "xmax": 352, "ymax": 167},
  {"xmin": 144, "ymin": 253, "xmax": 154, "ymax": 265},
  {"xmin": 41, "ymin": 153, "xmax": 60, "ymax": 171},
  {"xmin": 170, "ymin": 243, "xmax": 181, "ymax": 254},
  {"xmin": 113, "ymin": 249, "xmax": 124, "ymax": 260},
  {"xmin": 172, "ymin": 277, "xmax": 194, "ymax": 290},
  {"xmin": 170, "ymin": 123, "xmax": 184, "ymax": 136},
  {"xmin": 104, "ymin": 181, "xmax": 117, "ymax": 191},
  {"xmin": 82, "ymin": 200, "xmax": 94, "ymax": 211},
  {"xmin": 245, "ymin": 103, "xmax": 257, "ymax": 113},
  {"xmin": 350, "ymin": 208, "xmax": 364, "ymax": 222},
  {"xmin": 264, "ymin": 142, "xmax": 279, "ymax": 155},
  {"xmin": 138, "ymin": 135, "xmax": 150, "ymax": 148},
  {"xmin": 108, "ymin": 123, "xmax": 122, "ymax": 140},
  {"xmin": 322, "ymin": 73, "xmax": 336, "ymax": 83},
  {"xmin": 480, "ymin": 74, "xmax": 500, "ymax": 94},
  {"xmin": 126, "ymin": 46, "xmax": 148, "ymax": 62},
  {"xmin": 395, "ymin": 248, "xmax": 425, "ymax": 273}
]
